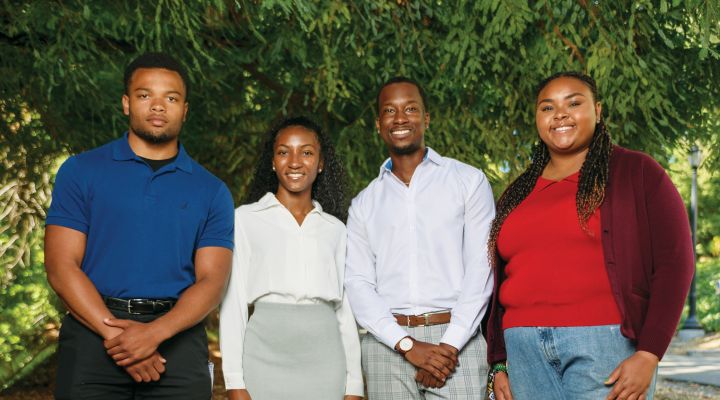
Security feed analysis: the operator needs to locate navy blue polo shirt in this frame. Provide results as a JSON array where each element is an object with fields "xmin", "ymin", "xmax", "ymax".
[{"xmin": 46, "ymin": 133, "xmax": 234, "ymax": 299}]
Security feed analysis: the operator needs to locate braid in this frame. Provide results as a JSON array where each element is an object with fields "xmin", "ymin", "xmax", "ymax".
[
  {"xmin": 488, "ymin": 71, "xmax": 614, "ymax": 267},
  {"xmin": 487, "ymin": 142, "xmax": 549, "ymax": 266},
  {"xmin": 576, "ymin": 119, "xmax": 612, "ymax": 232}
]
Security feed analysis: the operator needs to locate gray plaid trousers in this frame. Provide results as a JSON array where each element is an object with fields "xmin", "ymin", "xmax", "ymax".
[{"xmin": 361, "ymin": 323, "xmax": 488, "ymax": 399}]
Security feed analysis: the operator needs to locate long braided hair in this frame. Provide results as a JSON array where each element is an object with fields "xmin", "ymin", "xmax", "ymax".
[
  {"xmin": 245, "ymin": 116, "xmax": 349, "ymax": 222},
  {"xmin": 487, "ymin": 72, "xmax": 613, "ymax": 266}
]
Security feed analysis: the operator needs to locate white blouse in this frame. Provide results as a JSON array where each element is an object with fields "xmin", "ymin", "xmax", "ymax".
[{"xmin": 219, "ymin": 193, "xmax": 363, "ymax": 396}]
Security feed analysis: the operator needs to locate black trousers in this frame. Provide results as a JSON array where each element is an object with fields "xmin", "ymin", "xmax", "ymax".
[{"xmin": 54, "ymin": 310, "xmax": 211, "ymax": 400}]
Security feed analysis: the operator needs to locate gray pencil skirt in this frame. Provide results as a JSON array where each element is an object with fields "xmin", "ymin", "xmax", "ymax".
[{"xmin": 243, "ymin": 302, "xmax": 347, "ymax": 400}]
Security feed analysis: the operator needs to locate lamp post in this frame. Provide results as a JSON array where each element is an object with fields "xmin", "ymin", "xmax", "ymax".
[{"xmin": 680, "ymin": 144, "xmax": 703, "ymax": 338}]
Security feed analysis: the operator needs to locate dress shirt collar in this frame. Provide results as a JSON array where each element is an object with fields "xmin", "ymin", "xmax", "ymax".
[
  {"xmin": 248, "ymin": 192, "xmax": 334, "ymax": 222},
  {"xmin": 112, "ymin": 131, "xmax": 193, "ymax": 173},
  {"xmin": 378, "ymin": 147, "xmax": 444, "ymax": 180}
]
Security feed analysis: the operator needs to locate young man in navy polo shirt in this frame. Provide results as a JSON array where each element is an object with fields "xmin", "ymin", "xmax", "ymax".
[{"xmin": 45, "ymin": 52, "xmax": 234, "ymax": 399}]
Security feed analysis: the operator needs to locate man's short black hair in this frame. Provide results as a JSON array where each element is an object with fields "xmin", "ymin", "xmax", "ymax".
[
  {"xmin": 376, "ymin": 76, "xmax": 428, "ymax": 113},
  {"xmin": 124, "ymin": 52, "xmax": 190, "ymax": 99}
]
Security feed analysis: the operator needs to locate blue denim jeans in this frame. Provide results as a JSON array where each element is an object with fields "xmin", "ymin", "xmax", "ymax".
[{"xmin": 504, "ymin": 325, "xmax": 657, "ymax": 400}]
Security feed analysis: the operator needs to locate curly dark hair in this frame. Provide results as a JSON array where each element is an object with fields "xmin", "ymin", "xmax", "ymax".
[
  {"xmin": 245, "ymin": 116, "xmax": 349, "ymax": 222},
  {"xmin": 488, "ymin": 71, "xmax": 613, "ymax": 265}
]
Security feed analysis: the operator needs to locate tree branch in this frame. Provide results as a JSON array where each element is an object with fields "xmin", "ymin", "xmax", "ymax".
[{"xmin": 553, "ymin": 25, "xmax": 586, "ymax": 65}]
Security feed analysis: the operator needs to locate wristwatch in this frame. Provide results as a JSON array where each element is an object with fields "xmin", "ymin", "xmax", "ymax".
[{"xmin": 397, "ymin": 336, "xmax": 414, "ymax": 355}]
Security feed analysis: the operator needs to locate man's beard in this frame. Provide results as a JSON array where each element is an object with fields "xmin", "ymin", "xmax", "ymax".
[
  {"xmin": 131, "ymin": 126, "xmax": 179, "ymax": 144},
  {"xmin": 391, "ymin": 141, "xmax": 422, "ymax": 156}
]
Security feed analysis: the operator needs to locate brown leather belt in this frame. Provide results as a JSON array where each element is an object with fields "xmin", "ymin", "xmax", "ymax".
[{"xmin": 394, "ymin": 311, "xmax": 451, "ymax": 327}]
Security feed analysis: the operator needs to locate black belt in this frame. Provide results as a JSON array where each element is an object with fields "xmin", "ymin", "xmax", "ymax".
[{"xmin": 103, "ymin": 296, "xmax": 177, "ymax": 315}]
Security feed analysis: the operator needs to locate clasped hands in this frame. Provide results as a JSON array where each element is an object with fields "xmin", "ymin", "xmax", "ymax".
[
  {"xmin": 103, "ymin": 318, "xmax": 167, "ymax": 383},
  {"xmin": 404, "ymin": 340, "xmax": 459, "ymax": 389}
]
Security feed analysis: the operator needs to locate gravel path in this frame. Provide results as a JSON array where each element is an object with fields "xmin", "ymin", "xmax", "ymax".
[{"xmin": 656, "ymin": 378, "xmax": 720, "ymax": 399}]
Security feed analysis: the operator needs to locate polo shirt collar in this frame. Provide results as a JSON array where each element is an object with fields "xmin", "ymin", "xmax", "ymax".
[
  {"xmin": 112, "ymin": 132, "xmax": 136, "ymax": 161},
  {"xmin": 250, "ymin": 192, "xmax": 331, "ymax": 221},
  {"xmin": 378, "ymin": 147, "xmax": 444, "ymax": 180},
  {"xmin": 174, "ymin": 145, "xmax": 193, "ymax": 173},
  {"xmin": 112, "ymin": 132, "xmax": 193, "ymax": 173}
]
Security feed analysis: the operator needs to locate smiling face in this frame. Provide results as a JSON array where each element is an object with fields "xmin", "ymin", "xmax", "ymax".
[
  {"xmin": 535, "ymin": 76, "xmax": 601, "ymax": 157},
  {"xmin": 273, "ymin": 126, "xmax": 323, "ymax": 198},
  {"xmin": 122, "ymin": 68, "xmax": 188, "ymax": 144},
  {"xmin": 376, "ymin": 82, "xmax": 430, "ymax": 156}
]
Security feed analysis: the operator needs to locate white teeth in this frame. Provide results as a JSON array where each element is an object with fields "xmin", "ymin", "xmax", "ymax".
[
  {"xmin": 392, "ymin": 129, "xmax": 410, "ymax": 136},
  {"xmin": 553, "ymin": 126, "xmax": 574, "ymax": 132},
  {"xmin": 287, "ymin": 173, "xmax": 303, "ymax": 179}
]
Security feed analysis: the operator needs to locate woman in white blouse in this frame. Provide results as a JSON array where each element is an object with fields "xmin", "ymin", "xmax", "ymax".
[{"xmin": 220, "ymin": 117, "xmax": 363, "ymax": 400}]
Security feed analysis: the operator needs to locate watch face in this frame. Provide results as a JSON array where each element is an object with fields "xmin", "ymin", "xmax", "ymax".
[{"xmin": 400, "ymin": 337, "xmax": 413, "ymax": 352}]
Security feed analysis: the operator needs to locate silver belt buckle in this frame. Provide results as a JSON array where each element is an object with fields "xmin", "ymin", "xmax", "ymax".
[
  {"xmin": 423, "ymin": 313, "xmax": 431, "ymax": 326},
  {"xmin": 127, "ymin": 299, "xmax": 142, "ymax": 314}
]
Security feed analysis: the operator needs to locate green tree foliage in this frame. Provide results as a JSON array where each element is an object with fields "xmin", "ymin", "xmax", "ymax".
[
  {"xmin": 0, "ymin": 236, "xmax": 60, "ymax": 390},
  {"xmin": 696, "ymin": 258, "xmax": 720, "ymax": 332},
  {"xmin": 668, "ymin": 144, "xmax": 720, "ymax": 259},
  {"xmin": 1, "ymin": 0, "xmax": 719, "ymax": 389},
  {"xmin": 0, "ymin": 101, "xmax": 59, "ymax": 281},
  {"xmin": 2, "ymin": 1, "xmax": 718, "ymax": 196},
  {"xmin": 0, "ymin": 100, "xmax": 62, "ymax": 389},
  {"xmin": 667, "ymin": 145, "xmax": 720, "ymax": 332}
]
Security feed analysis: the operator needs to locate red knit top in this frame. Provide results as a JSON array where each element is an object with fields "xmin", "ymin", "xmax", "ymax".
[{"xmin": 497, "ymin": 171, "xmax": 621, "ymax": 329}]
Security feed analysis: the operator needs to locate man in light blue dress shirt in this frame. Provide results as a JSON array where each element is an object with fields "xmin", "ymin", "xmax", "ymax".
[{"xmin": 345, "ymin": 76, "xmax": 496, "ymax": 399}]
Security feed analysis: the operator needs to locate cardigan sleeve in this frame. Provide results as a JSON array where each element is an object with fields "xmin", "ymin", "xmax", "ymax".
[
  {"xmin": 635, "ymin": 157, "xmax": 694, "ymax": 359},
  {"xmin": 485, "ymin": 255, "xmax": 507, "ymax": 365}
]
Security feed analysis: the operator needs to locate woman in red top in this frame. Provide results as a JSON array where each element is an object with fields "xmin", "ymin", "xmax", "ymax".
[{"xmin": 485, "ymin": 72, "xmax": 694, "ymax": 400}]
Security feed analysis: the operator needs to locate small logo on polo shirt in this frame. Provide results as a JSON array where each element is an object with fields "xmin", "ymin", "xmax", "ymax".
[{"xmin": 180, "ymin": 201, "xmax": 188, "ymax": 209}]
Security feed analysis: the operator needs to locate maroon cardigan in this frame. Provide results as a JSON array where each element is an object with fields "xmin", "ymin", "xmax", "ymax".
[{"xmin": 485, "ymin": 146, "xmax": 695, "ymax": 364}]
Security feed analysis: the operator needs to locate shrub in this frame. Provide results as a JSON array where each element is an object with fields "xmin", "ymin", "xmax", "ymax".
[
  {"xmin": 0, "ymin": 232, "xmax": 61, "ymax": 390},
  {"xmin": 696, "ymin": 257, "xmax": 720, "ymax": 332}
]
